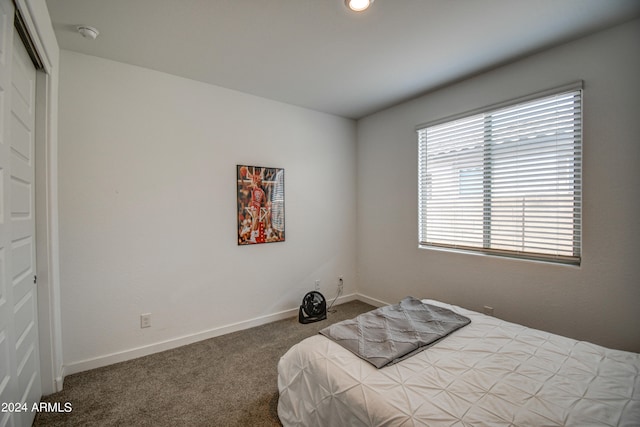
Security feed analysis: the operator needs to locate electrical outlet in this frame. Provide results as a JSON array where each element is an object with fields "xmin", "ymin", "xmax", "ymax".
[
  {"xmin": 338, "ymin": 275, "xmax": 344, "ymax": 291},
  {"xmin": 140, "ymin": 313, "xmax": 152, "ymax": 328},
  {"xmin": 315, "ymin": 280, "xmax": 320, "ymax": 291}
]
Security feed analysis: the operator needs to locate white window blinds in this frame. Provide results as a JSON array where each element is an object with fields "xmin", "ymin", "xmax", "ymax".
[{"xmin": 418, "ymin": 84, "xmax": 582, "ymax": 264}]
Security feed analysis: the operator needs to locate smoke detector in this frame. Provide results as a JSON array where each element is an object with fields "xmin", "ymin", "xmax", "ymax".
[{"xmin": 77, "ymin": 26, "xmax": 99, "ymax": 40}]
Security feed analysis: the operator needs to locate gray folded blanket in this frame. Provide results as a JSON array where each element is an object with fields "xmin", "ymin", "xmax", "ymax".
[{"xmin": 319, "ymin": 297, "xmax": 470, "ymax": 368}]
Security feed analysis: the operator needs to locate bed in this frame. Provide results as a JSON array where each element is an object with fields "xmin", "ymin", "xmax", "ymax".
[{"xmin": 277, "ymin": 299, "xmax": 640, "ymax": 426}]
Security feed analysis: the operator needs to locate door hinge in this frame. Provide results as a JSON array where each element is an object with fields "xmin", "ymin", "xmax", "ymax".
[{"xmin": 33, "ymin": 275, "xmax": 37, "ymax": 284}]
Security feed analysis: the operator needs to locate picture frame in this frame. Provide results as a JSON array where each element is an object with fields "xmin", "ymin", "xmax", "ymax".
[{"xmin": 236, "ymin": 165, "xmax": 285, "ymax": 245}]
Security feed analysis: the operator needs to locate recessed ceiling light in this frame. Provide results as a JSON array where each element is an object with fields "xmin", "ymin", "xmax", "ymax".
[{"xmin": 345, "ymin": 0, "xmax": 374, "ymax": 12}]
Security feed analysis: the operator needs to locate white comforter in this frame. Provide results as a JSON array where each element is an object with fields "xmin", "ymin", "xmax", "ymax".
[{"xmin": 278, "ymin": 300, "xmax": 640, "ymax": 426}]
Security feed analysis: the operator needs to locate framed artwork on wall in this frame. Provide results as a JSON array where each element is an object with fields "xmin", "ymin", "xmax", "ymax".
[{"xmin": 237, "ymin": 165, "xmax": 285, "ymax": 245}]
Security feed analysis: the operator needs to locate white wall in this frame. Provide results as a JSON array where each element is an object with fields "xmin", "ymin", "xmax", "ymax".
[
  {"xmin": 58, "ymin": 50, "xmax": 357, "ymax": 372},
  {"xmin": 356, "ymin": 19, "xmax": 640, "ymax": 352}
]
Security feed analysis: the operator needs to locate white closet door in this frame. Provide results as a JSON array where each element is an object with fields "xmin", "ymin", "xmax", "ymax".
[{"xmin": 0, "ymin": 0, "xmax": 41, "ymax": 424}]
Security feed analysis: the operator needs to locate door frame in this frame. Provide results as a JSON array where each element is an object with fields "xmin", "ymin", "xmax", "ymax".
[{"xmin": 14, "ymin": 0, "xmax": 62, "ymax": 394}]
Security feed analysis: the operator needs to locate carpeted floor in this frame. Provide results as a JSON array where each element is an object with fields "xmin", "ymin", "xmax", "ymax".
[{"xmin": 33, "ymin": 300, "xmax": 374, "ymax": 426}]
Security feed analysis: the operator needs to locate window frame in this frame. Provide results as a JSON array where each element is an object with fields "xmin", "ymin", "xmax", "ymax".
[{"xmin": 416, "ymin": 82, "xmax": 583, "ymax": 265}]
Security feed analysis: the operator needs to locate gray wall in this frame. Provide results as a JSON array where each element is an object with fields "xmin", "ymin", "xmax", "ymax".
[{"xmin": 356, "ymin": 19, "xmax": 640, "ymax": 352}]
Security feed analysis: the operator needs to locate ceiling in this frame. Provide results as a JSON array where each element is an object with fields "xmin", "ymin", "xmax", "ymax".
[{"xmin": 45, "ymin": 0, "xmax": 640, "ymax": 119}]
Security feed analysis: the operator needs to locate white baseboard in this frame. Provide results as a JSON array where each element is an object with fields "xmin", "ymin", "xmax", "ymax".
[
  {"xmin": 63, "ymin": 293, "xmax": 358, "ymax": 376},
  {"xmin": 55, "ymin": 370, "xmax": 65, "ymax": 392},
  {"xmin": 355, "ymin": 292, "xmax": 390, "ymax": 308}
]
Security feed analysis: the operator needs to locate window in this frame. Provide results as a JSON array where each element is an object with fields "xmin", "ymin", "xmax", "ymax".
[{"xmin": 417, "ymin": 83, "xmax": 582, "ymax": 265}]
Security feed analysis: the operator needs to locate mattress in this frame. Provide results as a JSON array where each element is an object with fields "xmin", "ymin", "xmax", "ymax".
[{"xmin": 277, "ymin": 299, "xmax": 640, "ymax": 426}]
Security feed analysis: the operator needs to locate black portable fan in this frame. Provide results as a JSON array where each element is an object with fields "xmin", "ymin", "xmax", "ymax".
[{"xmin": 298, "ymin": 291, "xmax": 327, "ymax": 324}]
